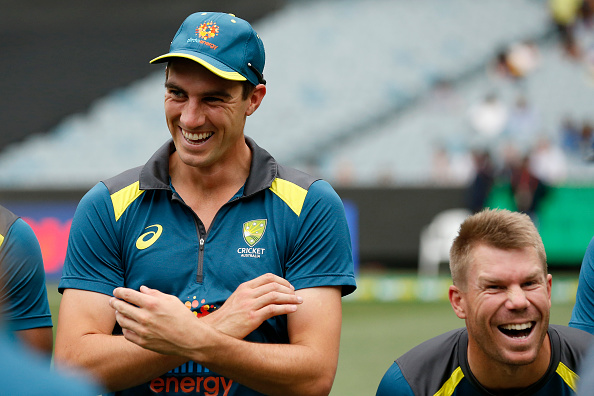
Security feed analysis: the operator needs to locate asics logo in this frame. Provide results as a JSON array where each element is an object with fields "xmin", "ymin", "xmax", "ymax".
[{"xmin": 136, "ymin": 224, "xmax": 163, "ymax": 250}]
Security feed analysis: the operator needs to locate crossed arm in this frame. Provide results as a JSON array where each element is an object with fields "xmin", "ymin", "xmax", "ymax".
[{"xmin": 55, "ymin": 274, "xmax": 342, "ymax": 396}]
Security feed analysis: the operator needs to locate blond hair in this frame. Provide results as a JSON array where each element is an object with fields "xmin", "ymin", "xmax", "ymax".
[{"xmin": 449, "ymin": 208, "xmax": 547, "ymax": 288}]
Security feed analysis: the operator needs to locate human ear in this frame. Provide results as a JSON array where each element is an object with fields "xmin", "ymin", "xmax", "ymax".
[
  {"xmin": 449, "ymin": 285, "xmax": 467, "ymax": 319},
  {"xmin": 546, "ymin": 273, "xmax": 552, "ymax": 304},
  {"xmin": 246, "ymin": 84, "xmax": 266, "ymax": 116}
]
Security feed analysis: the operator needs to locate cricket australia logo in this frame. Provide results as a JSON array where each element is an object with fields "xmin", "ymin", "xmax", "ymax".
[
  {"xmin": 238, "ymin": 220, "xmax": 267, "ymax": 258},
  {"xmin": 243, "ymin": 219, "xmax": 267, "ymax": 247}
]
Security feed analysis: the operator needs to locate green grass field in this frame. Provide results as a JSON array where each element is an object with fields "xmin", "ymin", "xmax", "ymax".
[{"xmin": 46, "ymin": 283, "xmax": 576, "ymax": 395}]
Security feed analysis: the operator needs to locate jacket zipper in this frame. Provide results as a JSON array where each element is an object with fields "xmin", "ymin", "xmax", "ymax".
[
  {"xmin": 176, "ymin": 192, "xmax": 243, "ymax": 284},
  {"xmin": 197, "ymin": 237, "xmax": 205, "ymax": 283},
  {"xmin": 194, "ymin": 218, "xmax": 207, "ymax": 283},
  {"xmin": 171, "ymin": 192, "xmax": 207, "ymax": 284}
]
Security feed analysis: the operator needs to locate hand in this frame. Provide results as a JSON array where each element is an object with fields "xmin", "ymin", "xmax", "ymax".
[
  {"xmin": 110, "ymin": 286, "xmax": 204, "ymax": 356},
  {"xmin": 203, "ymin": 273, "xmax": 303, "ymax": 339}
]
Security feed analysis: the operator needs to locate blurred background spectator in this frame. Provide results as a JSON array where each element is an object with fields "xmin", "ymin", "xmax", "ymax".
[
  {"xmin": 510, "ymin": 154, "xmax": 548, "ymax": 223},
  {"xmin": 466, "ymin": 150, "xmax": 496, "ymax": 214},
  {"xmin": 467, "ymin": 93, "xmax": 509, "ymax": 140},
  {"xmin": 505, "ymin": 95, "xmax": 540, "ymax": 144},
  {"xmin": 549, "ymin": 0, "xmax": 584, "ymax": 59}
]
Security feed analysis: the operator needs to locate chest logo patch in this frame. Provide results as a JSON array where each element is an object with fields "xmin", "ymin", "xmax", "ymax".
[
  {"xmin": 136, "ymin": 224, "xmax": 163, "ymax": 250},
  {"xmin": 243, "ymin": 219, "xmax": 267, "ymax": 247}
]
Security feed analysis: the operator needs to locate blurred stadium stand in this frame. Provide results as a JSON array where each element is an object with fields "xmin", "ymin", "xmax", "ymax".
[
  {"xmin": 0, "ymin": 0, "xmax": 284, "ymax": 156},
  {"xmin": 1, "ymin": 0, "xmax": 593, "ymax": 270},
  {"xmin": 0, "ymin": 0, "xmax": 562, "ymax": 188}
]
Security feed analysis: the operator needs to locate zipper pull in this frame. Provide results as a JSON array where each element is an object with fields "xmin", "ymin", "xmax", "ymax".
[{"xmin": 200, "ymin": 238, "xmax": 205, "ymax": 251}]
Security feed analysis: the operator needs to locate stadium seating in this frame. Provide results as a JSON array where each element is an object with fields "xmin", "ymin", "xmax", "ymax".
[{"xmin": 1, "ymin": 0, "xmax": 591, "ymax": 190}]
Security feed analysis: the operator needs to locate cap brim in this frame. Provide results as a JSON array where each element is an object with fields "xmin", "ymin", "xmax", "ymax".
[{"xmin": 150, "ymin": 52, "xmax": 246, "ymax": 82}]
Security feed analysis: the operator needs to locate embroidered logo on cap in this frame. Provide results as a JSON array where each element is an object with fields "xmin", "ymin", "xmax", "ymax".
[{"xmin": 197, "ymin": 21, "xmax": 219, "ymax": 40}]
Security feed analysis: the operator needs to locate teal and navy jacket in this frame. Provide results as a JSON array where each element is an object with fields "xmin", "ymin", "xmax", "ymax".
[
  {"xmin": 59, "ymin": 137, "xmax": 357, "ymax": 396},
  {"xmin": 376, "ymin": 325, "xmax": 592, "ymax": 396},
  {"xmin": 0, "ymin": 205, "xmax": 52, "ymax": 333}
]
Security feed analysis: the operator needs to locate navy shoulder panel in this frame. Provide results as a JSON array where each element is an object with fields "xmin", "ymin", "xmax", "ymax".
[
  {"xmin": 276, "ymin": 164, "xmax": 320, "ymax": 191},
  {"xmin": 551, "ymin": 324, "xmax": 594, "ymax": 373},
  {"xmin": 397, "ymin": 328, "xmax": 466, "ymax": 395},
  {"xmin": 102, "ymin": 166, "xmax": 143, "ymax": 195},
  {"xmin": 0, "ymin": 205, "xmax": 19, "ymax": 238}
]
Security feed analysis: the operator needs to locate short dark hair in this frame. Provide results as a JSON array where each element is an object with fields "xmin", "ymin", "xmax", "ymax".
[{"xmin": 239, "ymin": 80, "xmax": 256, "ymax": 100}]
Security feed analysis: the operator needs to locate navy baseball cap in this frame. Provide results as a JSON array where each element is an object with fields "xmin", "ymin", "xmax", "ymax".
[{"xmin": 150, "ymin": 12, "xmax": 266, "ymax": 86}]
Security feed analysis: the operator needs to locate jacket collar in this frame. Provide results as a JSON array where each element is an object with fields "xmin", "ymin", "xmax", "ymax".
[{"xmin": 138, "ymin": 136, "xmax": 278, "ymax": 196}]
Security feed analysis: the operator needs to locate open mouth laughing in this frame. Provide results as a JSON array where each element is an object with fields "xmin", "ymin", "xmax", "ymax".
[
  {"xmin": 182, "ymin": 130, "xmax": 213, "ymax": 144},
  {"xmin": 498, "ymin": 322, "xmax": 535, "ymax": 339}
]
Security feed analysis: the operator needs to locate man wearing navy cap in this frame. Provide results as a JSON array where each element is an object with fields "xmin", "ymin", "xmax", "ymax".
[{"xmin": 55, "ymin": 11, "xmax": 356, "ymax": 396}]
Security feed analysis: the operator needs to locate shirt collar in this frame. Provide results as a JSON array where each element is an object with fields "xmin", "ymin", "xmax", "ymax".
[{"xmin": 138, "ymin": 136, "xmax": 278, "ymax": 196}]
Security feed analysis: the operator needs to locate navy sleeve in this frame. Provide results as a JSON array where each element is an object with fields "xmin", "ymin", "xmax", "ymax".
[
  {"xmin": 0, "ymin": 218, "xmax": 53, "ymax": 331},
  {"xmin": 376, "ymin": 362, "xmax": 416, "ymax": 396},
  {"xmin": 570, "ymin": 236, "xmax": 594, "ymax": 334},
  {"xmin": 285, "ymin": 180, "xmax": 357, "ymax": 296}
]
